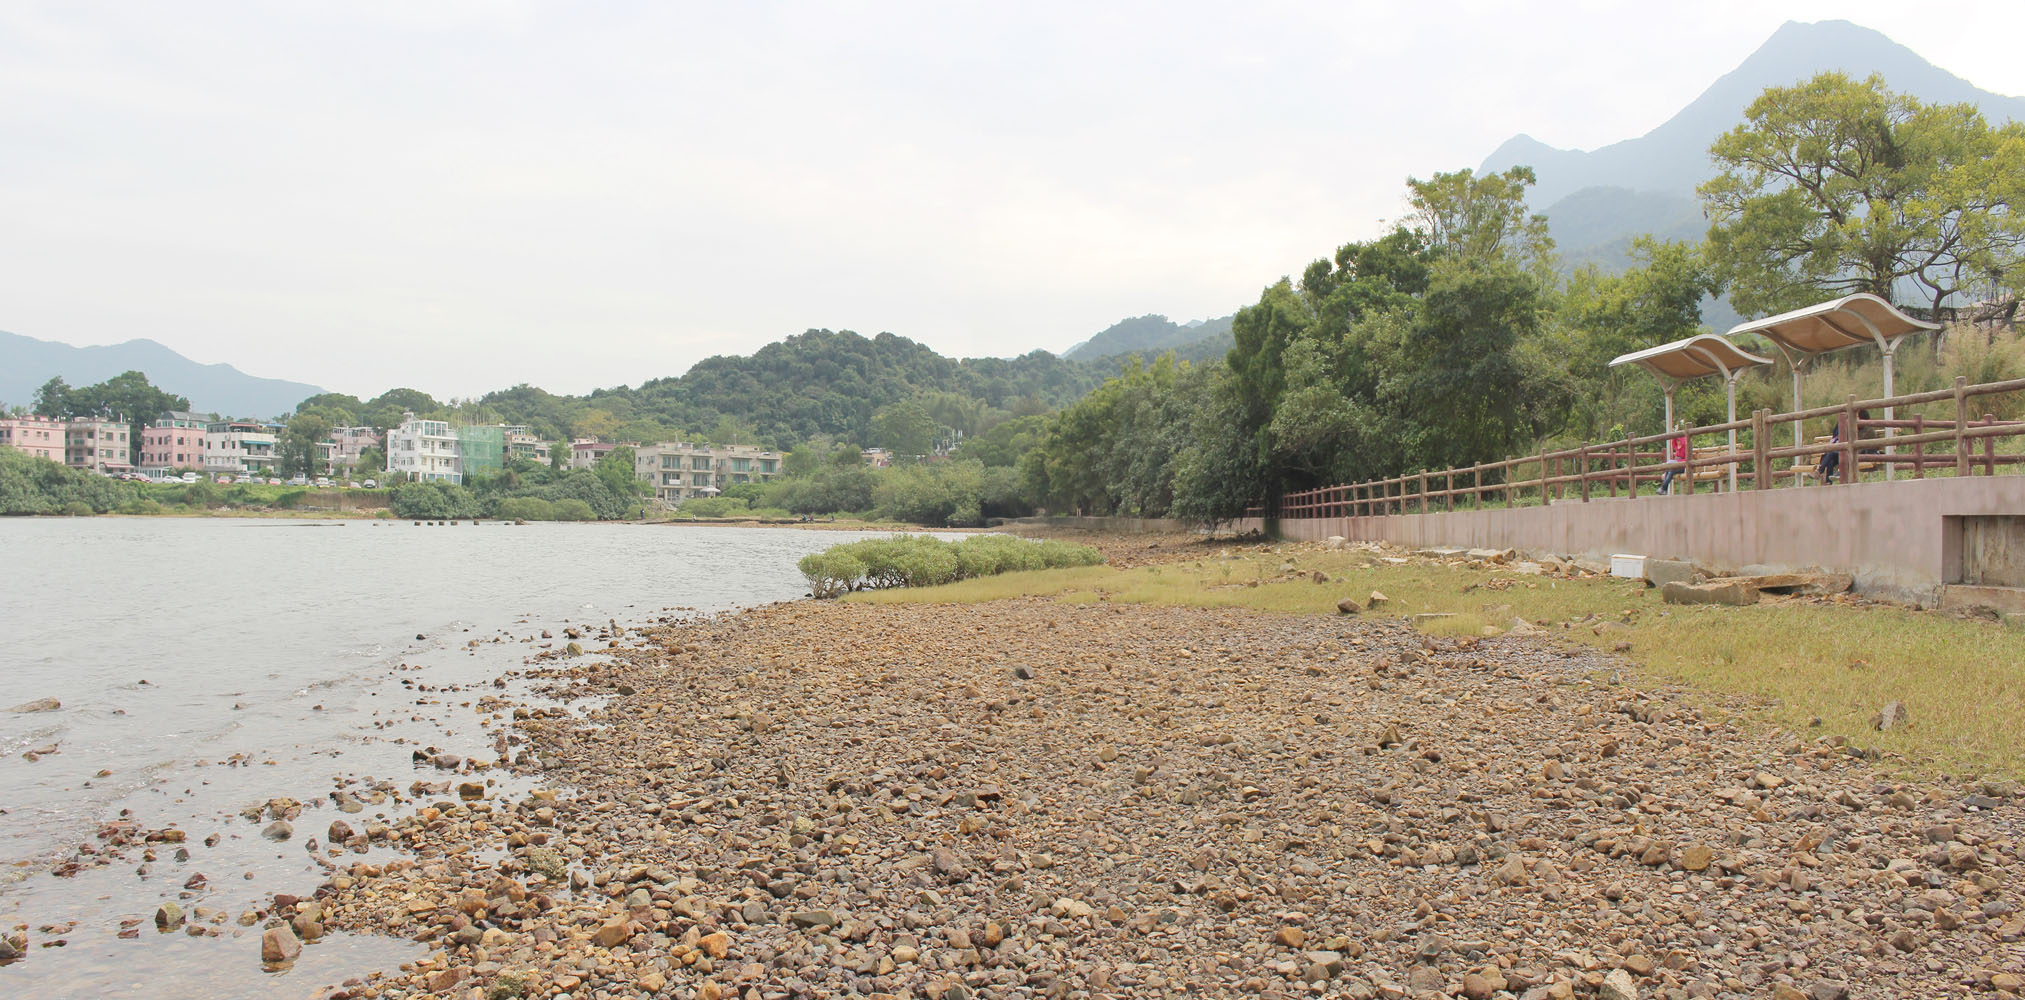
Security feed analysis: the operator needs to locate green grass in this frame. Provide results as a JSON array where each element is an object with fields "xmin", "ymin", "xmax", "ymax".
[{"xmin": 851, "ymin": 549, "xmax": 2025, "ymax": 780}]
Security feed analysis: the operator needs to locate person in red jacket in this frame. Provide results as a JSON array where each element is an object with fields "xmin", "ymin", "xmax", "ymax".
[{"xmin": 1659, "ymin": 426, "xmax": 1689, "ymax": 494}]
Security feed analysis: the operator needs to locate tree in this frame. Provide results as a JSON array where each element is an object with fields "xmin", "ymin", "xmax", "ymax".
[
  {"xmin": 872, "ymin": 400, "xmax": 936, "ymax": 458},
  {"xmin": 1406, "ymin": 166, "xmax": 1554, "ymax": 271},
  {"xmin": 594, "ymin": 446, "xmax": 647, "ymax": 503},
  {"xmin": 1701, "ymin": 71, "xmax": 2025, "ymax": 318},
  {"xmin": 33, "ymin": 371, "xmax": 190, "ymax": 467},
  {"xmin": 279, "ymin": 412, "xmax": 333, "ymax": 477}
]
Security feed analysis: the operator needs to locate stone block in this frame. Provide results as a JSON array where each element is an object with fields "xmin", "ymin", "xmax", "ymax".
[
  {"xmin": 1660, "ymin": 581, "xmax": 1759, "ymax": 606},
  {"xmin": 1642, "ymin": 559, "xmax": 1694, "ymax": 589}
]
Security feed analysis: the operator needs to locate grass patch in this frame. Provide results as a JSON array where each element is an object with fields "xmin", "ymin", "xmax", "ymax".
[{"xmin": 851, "ymin": 548, "xmax": 2025, "ymax": 780}]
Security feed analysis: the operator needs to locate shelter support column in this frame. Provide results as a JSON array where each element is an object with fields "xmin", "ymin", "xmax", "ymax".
[
  {"xmin": 1882, "ymin": 341, "xmax": 1897, "ymax": 480},
  {"xmin": 1726, "ymin": 373, "xmax": 1740, "ymax": 493}
]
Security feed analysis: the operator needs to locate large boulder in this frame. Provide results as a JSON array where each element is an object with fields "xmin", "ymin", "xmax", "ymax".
[{"xmin": 6, "ymin": 697, "xmax": 60, "ymax": 713}]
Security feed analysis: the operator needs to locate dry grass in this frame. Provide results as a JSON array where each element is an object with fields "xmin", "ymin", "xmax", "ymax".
[{"xmin": 850, "ymin": 548, "xmax": 2025, "ymax": 780}]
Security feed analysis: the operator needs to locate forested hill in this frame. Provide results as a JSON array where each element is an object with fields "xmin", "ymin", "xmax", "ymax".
[
  {"xmin": 1062, "ymin": 314, "xmax": 1236, "ymax": 363},
  {"xmin": 473, "ymin": 329, "xmax": 1108, "ymax": 448}
]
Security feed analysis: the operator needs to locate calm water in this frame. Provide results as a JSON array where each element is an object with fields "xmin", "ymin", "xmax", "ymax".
[{"xmin": 0, "ymin": 517, "xmax": 938, "ymax": 999}]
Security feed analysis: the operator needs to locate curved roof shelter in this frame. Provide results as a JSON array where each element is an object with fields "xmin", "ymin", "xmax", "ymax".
[
  {"xmin": 1610, "ymin": 333, "xmax": 1772, "ymax": 386},
  {"xmin": 1610, "ymin": 334, "xmax": 1773, "ymax": 491},
  {"xmin": 1724, "ymin": 292, "xmax": 1939, "ymax": 362},
  {"xmin": 1724, "ymin": 292, "xmax": 1941, "ymax": 477}
]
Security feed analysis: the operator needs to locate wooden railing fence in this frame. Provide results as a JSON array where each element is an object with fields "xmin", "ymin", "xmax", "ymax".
[{"xmin": 1268, "ymin": 376, "xmax": 2025, "ymax": 519}]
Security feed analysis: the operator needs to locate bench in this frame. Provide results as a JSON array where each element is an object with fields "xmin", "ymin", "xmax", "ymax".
[{"xmin": 1779, "ymin": 436, "xmax": 1884, "ymax": 483}]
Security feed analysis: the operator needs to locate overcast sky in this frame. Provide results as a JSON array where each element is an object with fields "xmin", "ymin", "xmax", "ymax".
[{"xmin": 4, "ymin": 1, "xmax": 2023, "ymax": 401}]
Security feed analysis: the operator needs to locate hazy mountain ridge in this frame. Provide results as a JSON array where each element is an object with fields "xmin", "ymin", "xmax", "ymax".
[
  {"xmin": 0, "ymin": 330, "xmax": 324, "ymax": 419},
  {"xmin": 1062, "ymin": 313, "xmax": 1236, "ymax": 364},
  {"xmin": 1485, "ymin": 19, "xmax": 2025, "ymax": 279}
]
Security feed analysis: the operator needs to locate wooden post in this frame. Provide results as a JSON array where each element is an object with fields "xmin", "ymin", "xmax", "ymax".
[
  {"xmin": 1536, "ymin": 447, "xmax": 1547, "ymax": 506},
  {"xmin": 1472, "ymin": 464, "xmax": 1482, "ymax": 509},
  {"xmin": 1913, "ymin": 415, "xmax": 1925, "ymax": 478},
  {"xmin": 1503, "ymin": 458, "xmax": 1513, "ymax": 508},
  {"xmin": 1418, "ymin": 470, "xmax": 1429, "ymax": 514},
  {"xmin": 1955, "ymin": 377, "xmax": 1970, "ymax": 477},
  {"xmin": 1752, "ymin": 409, "xmax": 1769, "ymax": 489},
  {"xmin": 1445, "ymin": 470, "xmax": 1455, "ymax": 512},
  {"xmin": 1986, "ymin": 414, "xmax": 1998, "ymax": 476},
  {"xmin": 1577, "ymin": 444, "xmax": 1590, "ymax": 502},
  {"xmin": 1840, "ymin": 395, "xmax": 1859, "ymax": 485}
]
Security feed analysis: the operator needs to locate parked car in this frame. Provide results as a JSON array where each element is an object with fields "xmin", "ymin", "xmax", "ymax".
[
  {"xmin": 180, "ymin": 472, "xmax": 198, "ymax": 483},
  {"xmin": 267, "ymin": 477, "xmax": 282, "ymax": 485},
  {"xmin": 287, "ymin": 475, "xmax": 309, "ymax": 487},
  {"xmin": 362, "ymin": 479, "xmax": 378, "ymax": 489},
  {"xmin": 314, "ymin": 477, "xmax": 332, "ymax": 488},
  {"xmin": 215, "ymin": 475, "xmax": 234, "ymax": 484}
]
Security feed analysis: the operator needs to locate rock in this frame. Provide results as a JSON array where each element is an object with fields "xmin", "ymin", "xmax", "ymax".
[
  {"xmin": 6, "ymin": 697, "xmax": 60, "ymax": 713},
  {"xmin": 699, "ymin": 931, "xmax": 731, "ymax": 958},
  {"xmin": 1462, "ymin": 971, "xmax": 1507, "ymax": 999},
  {"xmin": 1873, "ymin": 701, "xmax": 1909, "ymax": 731},
  {"xmin": 1050, "ymin": 897, "xmax": 1094, "ymax": 919},
  {"xmin": 261, "ymin": 925, "xmax": 302, "ymax": 963},
  {"xmin": 1721, "ymin": 572, "xmax": 1853, "ymax": 595},
  {"xmin": 1660, "ymin": 580, "xmax": 1759, "ymax": 606},
  {"xmin": 327, "ymin": 820, "xmax": 353, "ymax": 844},
  {"xmin": 1641, "ymin": 559, "xmax": 1694, "ymax": 589},
  {"xmin": 1989, "ymin": 973, "xmax": 2022, "ymax": 992},
  {"xmin": 1275, "ymin": 926, "xmax": 1307, "ymax": 948},
  {"xmin": 1336, "ymin": 598, "xmax": 1361, "ymax": 615},
  {"xmin": 0, "ymin": 934, "xmax": 20, "ymax": 961},
  {"xmin": 592, "ymin": 918, "xmax": 633, "ymax": 947},
  {"xmin": 789, "ymin": 909, "xmax": 838, "ymax": 929},
  {"xmin": 1598, "ymin": 968, "xmax": 1638, "ymax": 1000},
  {"xmin": 1492, "ymin": 855, "xmax": 1528, "ymax": 885},
  {"xmin": 1367, "ymin": 590, "xmax": 1388, "ymax": 607},
  {"xmin": 1679, "ymin": 844, "xmax": 1713, "ymax": 871},
  {"xmin": 457, "ymin": 781, "xmax": 486, "ymax": 799},
  {"xmin": 261, "ymin": 820, "xmax": 293, "ymax": 841},
  {"xmin": 1465, "ymin": 548, "xmax": 1512, "ymax": 564},
  {"xmin": 1324, "ymin": 535, "xmax": 1346, "ymax": 549},
  {"xmin": 154, "ymin": 902, "xmax": 184, "ymax": 930}
]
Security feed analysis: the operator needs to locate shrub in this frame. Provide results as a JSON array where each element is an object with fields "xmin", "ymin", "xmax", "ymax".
[
  {"xmin": 679, "ymin": 496, "xmax": 749, "ymax": 518},
  {"xmin": 796, "ymin": 534, "xmax": 1102, "ymax": 595},
  {"xmin": 797, "ymin": 550, "xmax": 867, "ymax": 599},
  {"xmin": 61, "ymin": 500, "xmax": 94, "ymax": 517},
  {"xmin": 550, "ymin": 498, "xmax": 596, "ymax": 521},
  {"xmin": 494, "ymin": 496, "xmax": 556, "ymax": 521}
]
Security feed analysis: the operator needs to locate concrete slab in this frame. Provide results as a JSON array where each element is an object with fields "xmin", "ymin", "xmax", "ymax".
[{"xmin": 1661, "ymin": 581, "xmax": 1760, "ymax": 606}]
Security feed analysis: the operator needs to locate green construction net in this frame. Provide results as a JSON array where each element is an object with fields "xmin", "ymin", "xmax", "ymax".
[{"xmin": 458, "ymin": 425, "xmax": 504, "ymax": 479}]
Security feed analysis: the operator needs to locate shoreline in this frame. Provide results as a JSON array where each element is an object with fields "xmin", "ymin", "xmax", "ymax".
[
  {"xmin": 151, "ymin": 555, "xmax": 2025, "ymax": 997},
  {"xmin": 10, "ymin": 531, "xmax": 2020, "ymax": 999}
]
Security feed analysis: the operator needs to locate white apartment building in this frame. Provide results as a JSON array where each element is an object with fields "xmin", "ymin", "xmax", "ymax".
[
  {"xmin": 385, "ymin": 412, "xmax": 461, "ymax": 483},
  {"xmin": 203, "ymin": 421, "xmax": 278, "ymax": 476},
  {"xmin": 633, "ymin": 442, "xmax": 783, "ymax": 504}
]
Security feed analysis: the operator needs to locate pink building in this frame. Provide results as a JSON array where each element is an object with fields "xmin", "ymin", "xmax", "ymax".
[
  {"xmin": 0, "ymin": 416, "xmax": 67, "ymax": 462},
  {"xmin": 142, "ymin": 422, "xmax": 207, "ymax": 470}
]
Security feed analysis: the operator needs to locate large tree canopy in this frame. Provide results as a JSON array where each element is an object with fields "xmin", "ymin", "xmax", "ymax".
[{"xmin": 1700, "ymin": 71, "xmax": 2025, "ymax": 318}]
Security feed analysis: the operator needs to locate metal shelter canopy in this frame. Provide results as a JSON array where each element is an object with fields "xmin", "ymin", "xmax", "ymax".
[
  {"xmin": 1610, "ymin": 334, "xmax": 1773, "ymax": 491},
  {"xmin": 1723, "ymin": 292, "xmax": 1941, "ymax": 480}
]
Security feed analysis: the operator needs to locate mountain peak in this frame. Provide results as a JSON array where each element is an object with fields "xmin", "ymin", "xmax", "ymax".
[{"xmin": 1481, "ymin": 20, "xmax": 2025, "ymax": 209}]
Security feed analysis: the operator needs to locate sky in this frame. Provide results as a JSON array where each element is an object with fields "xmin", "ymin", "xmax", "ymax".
[{"xmin": 4, "ymin": 1, "xmax": 2024, "ymax": 402}]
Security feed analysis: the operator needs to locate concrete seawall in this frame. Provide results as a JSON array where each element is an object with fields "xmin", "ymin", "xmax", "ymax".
[{"xmin": 1261, "ymin": 476, "xmax": 2024, "ymax": 607}]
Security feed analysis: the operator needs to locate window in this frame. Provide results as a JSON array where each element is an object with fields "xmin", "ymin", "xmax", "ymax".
[
  {"xmin": 759, "ymin": 459, "xmax": 777, "ymax": 474},
  {"xmin": 731, "ymin": 458, "xmax": 751, "ymax": 473},
  {"xmin": 691, "ymin": 456, "xmax": 710, "ymax": 470}
]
